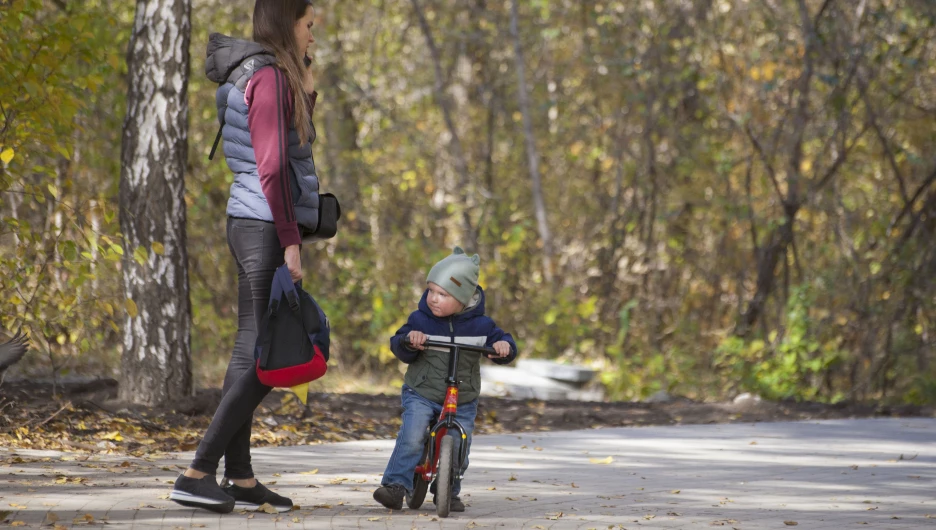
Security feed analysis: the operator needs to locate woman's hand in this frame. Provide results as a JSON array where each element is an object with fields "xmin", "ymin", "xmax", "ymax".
[
  {"xmin": 285, "ymin": 244, "xmax": 303, "ymax": 283},
  {"xmin": 302, "ymin": 55, "xmax": 315, "ymax": 95}
]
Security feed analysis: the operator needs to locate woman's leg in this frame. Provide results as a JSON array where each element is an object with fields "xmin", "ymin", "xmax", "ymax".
[
  {"xmin": 190, "ymin": 368, "xmax": 272, "ymax": 476},
  {"xmin": 189, "ymin": 218, "xmax": 283, "ymax": 480}
]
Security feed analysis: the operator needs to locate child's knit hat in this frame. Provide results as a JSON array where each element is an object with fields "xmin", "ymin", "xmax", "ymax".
[{"xmin": 426, "ymin": 246, "xmax": 480, "ymax": 306}]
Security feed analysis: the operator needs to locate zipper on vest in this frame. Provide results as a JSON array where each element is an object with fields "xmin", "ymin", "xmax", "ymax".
[{"xmin": 449, "ymin": 317, "xmax": 455, "ymax": 342}]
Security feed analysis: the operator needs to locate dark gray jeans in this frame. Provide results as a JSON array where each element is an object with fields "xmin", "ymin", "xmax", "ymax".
[{"xmin": 190, "ymin": 217, "xmax": 285, "ymax": 478}]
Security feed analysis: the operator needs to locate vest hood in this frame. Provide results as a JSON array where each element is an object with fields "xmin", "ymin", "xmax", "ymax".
[{"xmin": 205, "ymin": 33, "xmax": 272, "ymax": 84}]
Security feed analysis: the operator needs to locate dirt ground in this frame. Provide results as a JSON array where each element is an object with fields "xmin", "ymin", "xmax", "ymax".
[{"xmin": 0, "ymin": 378, "xmax": 932, "ymax": 456}]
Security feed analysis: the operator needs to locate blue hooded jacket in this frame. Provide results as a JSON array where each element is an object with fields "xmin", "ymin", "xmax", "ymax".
[{"xmin": 390, "ymin": 287, "xmax": 517, "ymax": 404}]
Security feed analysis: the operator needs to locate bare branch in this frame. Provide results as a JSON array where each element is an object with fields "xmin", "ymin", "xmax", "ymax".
[
  {"xmin": 745, "ymin": 125, "xmax": 785, "ymax": 202},
  {"xmin": 888, "ymin": 164, "xmax": 936, "ymax": 235}
]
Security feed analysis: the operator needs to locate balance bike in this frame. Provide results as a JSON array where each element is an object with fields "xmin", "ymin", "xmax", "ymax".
[{"xmin": 403, "ymin": 338, "xmax": 497, "ymax": 518}]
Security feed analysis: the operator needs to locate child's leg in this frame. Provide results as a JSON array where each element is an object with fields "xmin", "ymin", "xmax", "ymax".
[
  {"xmin": 381, "ymin": 386, "xmax": 440, "ymax": 495},
  {"xmin": 451, "ymin": 398, "xmax": 479, "ymax": 496}
]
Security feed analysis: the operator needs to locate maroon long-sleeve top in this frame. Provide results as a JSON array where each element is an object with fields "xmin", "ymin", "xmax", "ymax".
[{"xmin": 245, "ymin": 67, "xmax": 317, "ymax": 248}]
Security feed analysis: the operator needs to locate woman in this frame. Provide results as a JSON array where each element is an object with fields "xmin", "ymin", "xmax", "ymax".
[{"xmin": 170, "ymin": 0, "xmax": 319, "ymax": 514}]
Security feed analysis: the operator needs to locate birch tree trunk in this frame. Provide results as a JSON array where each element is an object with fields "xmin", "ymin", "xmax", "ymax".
[
  {"xmin": 510, "ymin": 0, "xmax": 553, "ymax": 281},
  {"xmin": 118, "ymin": 0, "xmax": 192, "ymax": 405}
]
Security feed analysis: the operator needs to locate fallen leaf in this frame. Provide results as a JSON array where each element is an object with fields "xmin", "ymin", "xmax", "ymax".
[
  {"xmin": 292, "ymin": 517, "xmax": 301, "ymax": 523},
  {"xmin": 589, "ymin": 456, "xmax": 614, "ymax": 464},
  {"xmin": 784, "ymin": 522, "xmax": 798, "ymax": 526},
  {"xmin": 300, "ymin": 469, "xmax": 319, "ymax": 475},
  {"xmin": 643, "ymin": 514, "xmax": 655, "ymax": 520},
  {"xmin": 571, "ymin": 482, "xmax": 578, "ymax": 488},
  {"xmin": 101, "ymin": 431, "xmax": 124, "ymax": 442},
  {"xmin": 850, "ymin": 465, "xmax": 859, "ymax": 470},
  {"xmin": 272, "ymin": 473, "xmax": 281, "ymax": 477},
  {"xmin": 508, "ymin": 474, "xmax": 517, "ymax": 481},
  {"xmin": 534, "ymin": 447, "xmax": 543, "ymax": 451},
  {"xmin": 670, "ymin": 489, "xmax": 681, "ymax": 494},
  {"xmin": 11, "ymin": 522, "xmax": 26, "ymax": 527},
  {"xmin": 259, "ymin": 503, "xmax": 279, "ymax": 514},
  {"xmin": 487, "ymin": 487, "xmax": 496, "ymax": 490},
  {"xmin": 749, "ymin": 441, "xmax": 757, "ymax": 445},
  {"xmin": 367, "ymin": 517, "xmax": 382, "ymax": 521},
  {"xmin": 44, "ymin": 512, "xmax": 60, "ymax": 523},
  {"xmin": 506, "ymin": 497, "xmax": 517, "ymax": 501}
]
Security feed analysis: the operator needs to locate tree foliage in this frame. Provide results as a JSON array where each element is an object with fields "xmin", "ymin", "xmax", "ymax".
[{"xmin": 2, "ymin": 0, "xmax": 935, "ymax": 403}]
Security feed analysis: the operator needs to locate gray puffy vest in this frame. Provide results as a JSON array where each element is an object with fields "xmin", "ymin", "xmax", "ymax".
[{"xmin": 205, "ymin": 34, "xmax": 321, "ymax": 234}]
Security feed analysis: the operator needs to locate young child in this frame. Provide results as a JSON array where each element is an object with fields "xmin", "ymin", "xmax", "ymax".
[{"xmin": 373, "ymin": 247, "xmax": 517, "ymax": 512}]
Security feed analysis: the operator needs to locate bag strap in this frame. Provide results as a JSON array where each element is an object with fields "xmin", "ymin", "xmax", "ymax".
[
  {"xmin": 255, "ymin": 295, "xmax": 278, "ymax": 369},
  {"xmin": 208, "ymin": 125, "xmax": 224, "ymax": 161},
  {"xmin": 257, "ymin": 265, "xmax": 291, "ymax": 368}
]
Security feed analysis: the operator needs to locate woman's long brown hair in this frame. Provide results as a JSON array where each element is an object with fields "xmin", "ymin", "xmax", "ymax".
[{"xmin": 253, "ymin": 0, "xmax": 313, "ymax": 143}]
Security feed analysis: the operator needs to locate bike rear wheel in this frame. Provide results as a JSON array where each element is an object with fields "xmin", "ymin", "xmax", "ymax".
[
  {"xmin": 406, "ymin": 443, "xmax": 430, "ymax": 509},
  {"xmin": 436, "ymin": 434, "xmax": 455, "ymax": 518}
]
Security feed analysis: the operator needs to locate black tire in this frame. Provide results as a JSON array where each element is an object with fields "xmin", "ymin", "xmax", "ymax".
[
  {"xmin": 406, "ymin": 443, "xmax": 430, "ymax": 509},
  {"xmin": 436, "ymin": 434, "xmax": 455, "ymax": 518}
]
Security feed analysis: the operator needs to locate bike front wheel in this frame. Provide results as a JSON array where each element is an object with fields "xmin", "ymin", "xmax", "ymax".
[{"xmin": 435, "ymin": 434, "xmax": 455, "ymax": 518}]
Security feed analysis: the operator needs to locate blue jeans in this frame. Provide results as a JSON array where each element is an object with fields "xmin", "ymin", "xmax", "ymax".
[{"xmin": 382, "ymin": 385, "xmax": 477, "ymax": 497}]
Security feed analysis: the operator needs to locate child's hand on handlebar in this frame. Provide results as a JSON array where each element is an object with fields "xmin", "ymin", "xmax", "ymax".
[
  {"xmin": 407, "ymin": 331, "xmax": 428, "ymax": 350},
  {"xmin": 491, "ymin": 341, "xmax": 511, "ymax": 358}
]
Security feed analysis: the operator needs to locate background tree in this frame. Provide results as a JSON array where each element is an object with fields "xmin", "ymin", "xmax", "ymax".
[
  {"xmin": 2, "ymin": 0, "xmax": 935, "ymax": 406},
  {"xmin": 117, "ymin": 0, "xmax": 193, "ymax": 405}
]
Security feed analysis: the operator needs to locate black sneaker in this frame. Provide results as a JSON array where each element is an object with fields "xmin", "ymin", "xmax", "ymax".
[
  {"xmin": 433, "ymin": 493, "xmax": 466, "ymax": 512},
  {"xmin": 373, "ymin": 484, "xmax": 405, "ymax": 510},
  {"xmin": 169, "ymin": 474, "xmax": 235, "ymax": 513},
  {"xmin": 222, "ymin": 480, "xmax": 293, "ymax": 512}
]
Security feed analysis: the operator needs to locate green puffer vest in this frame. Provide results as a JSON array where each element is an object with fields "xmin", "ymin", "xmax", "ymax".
[{"xmin": 404, "ymin": 345, "xmax": 483, "ymax": 405}]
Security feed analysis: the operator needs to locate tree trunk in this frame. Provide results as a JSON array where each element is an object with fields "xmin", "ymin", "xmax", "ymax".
[
  {"xmin": 736, "ymin": 210, "xmax": 797, "ymax": 338},
  {"xmin": 118, "ymin": 0, "xmax": 192, "ymax": 405},
  {"xmin": 510, "ymin": 0, "xmax": 553, "ymax": 281},
  {"xmin": 410, "ymin": 0, "xmax": 477, "ymax": 247}
]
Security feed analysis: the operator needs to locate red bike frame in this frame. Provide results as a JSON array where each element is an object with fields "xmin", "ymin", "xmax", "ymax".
[{"xmin": 409, "ymin": 339, "xmax": 495, "ymax": 483}]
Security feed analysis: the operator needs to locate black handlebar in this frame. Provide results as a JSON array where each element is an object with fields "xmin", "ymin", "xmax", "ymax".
[{"xmin": 404, "ymin": 337, "xmax": 498, "ymax": 357}]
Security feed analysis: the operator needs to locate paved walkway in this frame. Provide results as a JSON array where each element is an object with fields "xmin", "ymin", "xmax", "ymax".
[{"xmin": 1, "ymin": 418, "xmax": 933, "ymax": 529}]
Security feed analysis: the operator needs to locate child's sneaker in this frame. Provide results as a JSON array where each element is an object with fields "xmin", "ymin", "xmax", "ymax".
[
  {"xmin": 373, "ymin": 484, "xmax": 405, "ymax": 510},
  {"xmin": 433, "ymin": 494, "xmax": 465, "ymax": 512},
  {"xmin": 169, "ymin": 474, "xmax": 235, "ymax": 513},
  {"xmin": 222, "ymin": 480, "xmax": 293, "ymax": 512}
]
